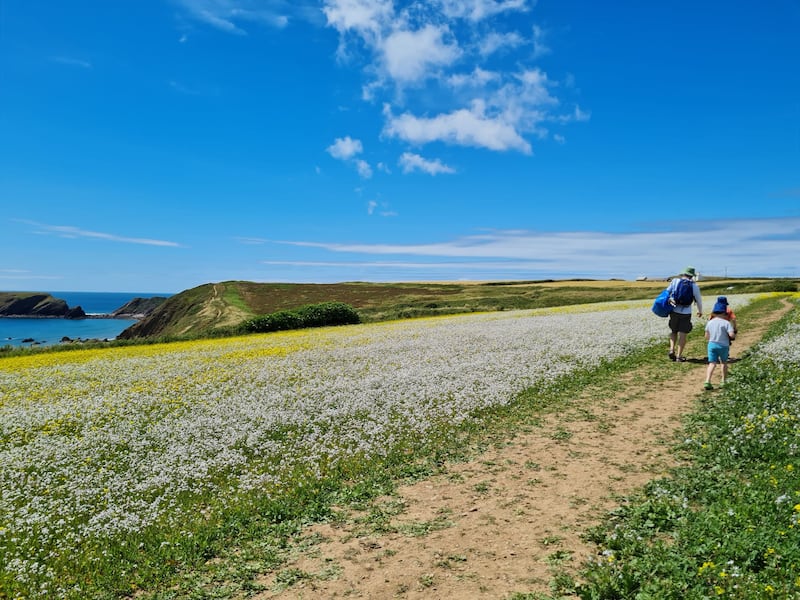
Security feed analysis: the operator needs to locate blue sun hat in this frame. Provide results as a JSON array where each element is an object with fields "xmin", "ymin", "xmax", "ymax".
[
  {"xmin": 716, "ymin": 296, "xmax": 728, "ymax": 305},
  {"xmin": 713, "ymin": 301, "xmax": 728, "ymax": 314}
]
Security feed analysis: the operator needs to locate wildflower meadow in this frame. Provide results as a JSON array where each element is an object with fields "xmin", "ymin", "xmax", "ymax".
[
  {"xmin": 6, "ymin": 295, "xmax": 790, "ymax": 598},
  {"xmin": 0, "ymin": 299, "xmax": 678, "ymax": 598}
]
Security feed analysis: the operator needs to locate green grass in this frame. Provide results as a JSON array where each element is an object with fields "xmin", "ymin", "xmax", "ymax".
[
  {"xmin": 575, "ymin": 298, "xmax": 800, "ymax": 599},
  {"xmin": 220, "ymin": 283, "xmax": 253, "ymax": 315}
]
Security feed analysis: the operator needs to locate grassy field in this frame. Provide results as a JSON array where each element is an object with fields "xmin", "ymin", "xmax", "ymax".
[
  {"xmin": 1, "ymin": 284, "xmax": 798, "ymax": 598},
  {"xmin": 115, "ymin": 277, "xmax": 797, "ymax": 340}
]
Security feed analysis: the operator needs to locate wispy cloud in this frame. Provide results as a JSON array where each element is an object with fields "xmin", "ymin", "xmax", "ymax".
[
  {"xmin": 0, "ymin": 272, "xmax": 63, "ymax": 280},
  {"xmin": 384, "ymin": 102, "xmax": 532, "ymax": 153},
  {"xmin": 381, "ymin": 24, "xmax": 461, "ymax": 83},
  {"xmin": 323, "ymin": 0, "xmax": 585, "ymax": 154},
  {"xmin": 0, "ymin": 269, "xmax": 63, "ymax": 281},
  {"xmin": 51, "ymin": 56, "xmax": 92, "ymax": 69},
  {"xmin": 439, "ymin": 0, "xmax": 529, "ymax": 22},
  {"xmin": 327, "ymin": 136, "xmax": 373, "ymax": 178},
  {"xmin": 531, "ymin": 24, "xmax": 551, "ymax": 58},
  {"xmin": 17, "ymin": 220, "xmax": 182, "ymax": 247},
  {"xmin": 172, "ymin": 0, "xmax": 296, "ymax": 34},
  {"xmin": 399, "ymin": 152, "xmax": 455, "ymax": 175},
  {"xmin": 366, "ymin": 200, "xmax": 396, "ymax": 217},
  {"xmin": 260, "ymin": 259, "xmax": 530, "ymax": 269},
  {"xmin": 327, "ymin": 136, "xmax": 362, "ymax": 160},
  {"xmin": 270, "ymin": 217, "xmax": 800, "ymax": 279},
  {"xmin": 173, "ymin": 0, "xmax": 584, "ymax": 159}
]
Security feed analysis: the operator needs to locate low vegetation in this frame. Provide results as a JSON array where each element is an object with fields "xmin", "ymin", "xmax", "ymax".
[
  {"xmin": 1, "ymin": 281, "xmax": 798, "ymax": 599},
  {"xmin": 1, "ymin": 298, "xmax": 680, "ymax": 598},
  {"xmin": 576, "ymin": 296, "xmax": 800, "ymax": 599},
  {"xmin": 236, "ymin": 301, "xmax": 361, "ymax": 334}
]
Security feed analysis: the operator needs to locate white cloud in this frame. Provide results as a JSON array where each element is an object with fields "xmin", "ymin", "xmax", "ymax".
[
  {"xmin": 327, "ymin": 136, "xmax": 373, "ymax": 178},
  {"xmin": 355, "ymin": 159, "xmax": 373, "ymax": 178},
  {"xmin": 437, "ymin": 0, "xmax": 529, "ymax": 22},
  {"xmin": 19, "ymin": 220, "xmax": 182, "ymax": 247},
  {"xmin": 382, "ymin": 25, "xmax": 461, "ymax": 83},
  {"xmin": 323, "ymin": 0, "xmax": 393, "ymax": 36},
  {"xmin": 366, "ymin": 200, "xmax": 395, "ymax": 216},
  {"xmin": 531, "ymin": 24, "xmax": 550, "ymax": 58},
  {"xmin": 178, "ymin": 0, "xmax": 585, "ymax": 158},
  {"xmin": 479, "ymin": 31, "xmax": 525, "ymax": 56},
  {"xmin": 174, "ymin": 0, "xmax": 294, "ymax": 34},
  {"xmin": 0, "ymin": 273, "xmax": 63, "ymax": 280},
  {"xmin": 448, "ymin": 67, "xmax": 499, "ymax": 88},
  {"xmin": 327, "ymin": 136, "xmax": 363, "ymax": 160},
  {"xmin": 384, "ymin": 102, "xmax": 532, "ymax": 153},
  {"xmin": 272, "ymin": 217, "xmax": 800, "ymax": 279},
  {"xmin": 399, "ymin": 152, "xmax": 456, "ymax": 175},
  {"xmin": 322, "ymin": 0, "xmax": 583, "ymax": 156},
  {"xmin": 235, "ymin": 236, "xmax": 268, "ymax": 245},
  {"xmin": 51, "ymin": 56, "xmax": 92, "ymax": 69}
]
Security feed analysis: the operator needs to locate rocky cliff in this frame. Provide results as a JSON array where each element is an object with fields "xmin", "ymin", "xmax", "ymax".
[
  {"xmin": 111, "ymin": 296, "xmax": 168, "ymax": 318},
  {"xmin": 0, "ymin": 293, "xmax": 86, "ymax": 318}
]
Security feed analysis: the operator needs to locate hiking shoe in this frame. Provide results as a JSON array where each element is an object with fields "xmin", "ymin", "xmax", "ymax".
[
  {"xmin": 676, "ymin": 356, "xmax": 687, "ymax": 362},
  {"xmin": 669, "ymin": 352, "xmax": 676, "ymax": 361},
  {"xmin": 704, "ymin": 382, "xmax": 713, "ymax": 390}
]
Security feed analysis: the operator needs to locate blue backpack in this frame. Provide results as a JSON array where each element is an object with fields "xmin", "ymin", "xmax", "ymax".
[
  {"xmin": 671, "ymin": 278, "xmax": 694, "ymax": 306},
  {"xmin": 652, "ymin": 288, "xmax": 672, "ymax": 317}
]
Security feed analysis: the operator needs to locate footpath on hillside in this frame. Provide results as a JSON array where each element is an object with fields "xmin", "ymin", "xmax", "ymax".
[{"xmin": 254, "ymin": 299, "xmax": 794, "ymax": 600}]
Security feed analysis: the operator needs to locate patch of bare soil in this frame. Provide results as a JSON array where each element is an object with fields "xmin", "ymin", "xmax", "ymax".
[{"xmin": 254, "ymin": 301, "xmax": 793, "ymax": 599}]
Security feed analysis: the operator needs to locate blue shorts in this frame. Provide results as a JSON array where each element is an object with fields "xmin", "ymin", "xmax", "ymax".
[{"xmin": 708, "ymin": 342, "xmax": 730, "ymax": 364}]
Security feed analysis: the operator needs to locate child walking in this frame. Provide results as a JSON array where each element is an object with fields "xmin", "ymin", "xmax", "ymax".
[
  {"xmin": 704, "ymin": 299, "xmax": 737, "ymax": 390},
  {"xmin": 709, "ymin": 296, "xmax": 738, "ymax": 335}
]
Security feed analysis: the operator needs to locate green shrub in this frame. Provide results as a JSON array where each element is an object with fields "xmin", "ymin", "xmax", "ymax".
[
  {"xmin": 761, "ymin": 279, "xmax": 798, "ymax": 292},
  {"xmin": 240, "ymin": 302, "xmax": 360, "ymax": 334}
]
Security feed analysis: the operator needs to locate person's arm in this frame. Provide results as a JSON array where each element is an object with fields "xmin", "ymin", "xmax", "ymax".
[
  {"xmin": 728, "ymin": 322, "xmax": 736, "ymax": 341},
  {"xmin": 693, "ymin": 283, "xmax": 703, "ymax": 317}
]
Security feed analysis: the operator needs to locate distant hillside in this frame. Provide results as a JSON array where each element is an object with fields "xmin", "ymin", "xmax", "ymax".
[
  {"xmin": 111, "ymin": 296, "xmax": 168, "ymax": 318},
  {"xmin": 115, "ymin": 277, "xmax": 797, "ymax": 341},
  {"xmin": 0, "ymin": 292, "xmax": 86, "ymax": 318}
]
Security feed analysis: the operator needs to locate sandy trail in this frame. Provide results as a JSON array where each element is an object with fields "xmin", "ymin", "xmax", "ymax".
[{"xmin": 255, "ymin": 300, "xmax": 792, "ymax": 599}]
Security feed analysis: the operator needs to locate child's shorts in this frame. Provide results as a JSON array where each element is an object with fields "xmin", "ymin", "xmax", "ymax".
[{"xmin": 708, "ymin": 342, "xmax": 730, "ymax": 364}]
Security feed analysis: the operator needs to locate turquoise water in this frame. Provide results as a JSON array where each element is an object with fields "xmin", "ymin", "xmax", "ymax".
[{"xmin": 0, "ymin": 291, "xmax": 170, "ymax": 347}]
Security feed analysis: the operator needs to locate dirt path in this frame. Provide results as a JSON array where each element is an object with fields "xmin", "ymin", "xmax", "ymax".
[{"xmin": 255, "ymin": 300, "xmax": 793, "ymax": 599}]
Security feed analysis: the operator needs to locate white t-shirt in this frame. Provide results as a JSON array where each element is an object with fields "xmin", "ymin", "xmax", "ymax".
[{"xmin": 705, "ymin": 317, "xmax": 735, "ymax": 346}]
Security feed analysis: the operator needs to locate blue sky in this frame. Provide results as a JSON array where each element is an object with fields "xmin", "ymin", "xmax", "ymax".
[{"xmin": 2, "ymin": 0, "xmax": 799, "ymax": 293}]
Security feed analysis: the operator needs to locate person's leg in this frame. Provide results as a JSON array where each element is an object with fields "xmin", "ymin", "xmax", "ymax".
[
  {"xmin": 676, "ymin": 331, "xmax": 688, "ymax": 360},
  {"xmin": 705, "ymin": 344, "xmax": 723, "ymax": 389},
  {"xmin": 719, "ymin": 346, "xmax": 731, "ymax": 385},
  {"xmin": 668, "ymin": 313, "xmax": 680, "ymax": 360},
  {"xmin": 705, "ymin": 358, "xmax": 717, "ymax": 389}
]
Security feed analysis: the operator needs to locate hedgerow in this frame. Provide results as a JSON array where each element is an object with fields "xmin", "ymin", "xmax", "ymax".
[{"xmin": 238, "ymin": 301, "xmax": 360, "ymax": 334}]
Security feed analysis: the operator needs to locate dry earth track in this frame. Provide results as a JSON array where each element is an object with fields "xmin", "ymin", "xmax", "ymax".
[{"xmin": 254, "ymin": 299, "xmax": 794, "ymax": 600}]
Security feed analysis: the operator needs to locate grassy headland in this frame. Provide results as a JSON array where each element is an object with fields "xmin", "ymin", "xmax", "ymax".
[{"xmin": 118, "ymin": 277, "xmax": 797, "ymax": 341}]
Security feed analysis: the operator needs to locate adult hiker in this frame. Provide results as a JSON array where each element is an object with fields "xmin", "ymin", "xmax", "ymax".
[{"xmin": 667, "ymin": 265, "xmax": 703, "ymax": 362}]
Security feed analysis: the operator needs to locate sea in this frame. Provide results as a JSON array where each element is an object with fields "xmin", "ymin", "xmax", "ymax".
[{"xmin": 1, "ymin": 291, "xmax": 171, "ymax": 348}]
